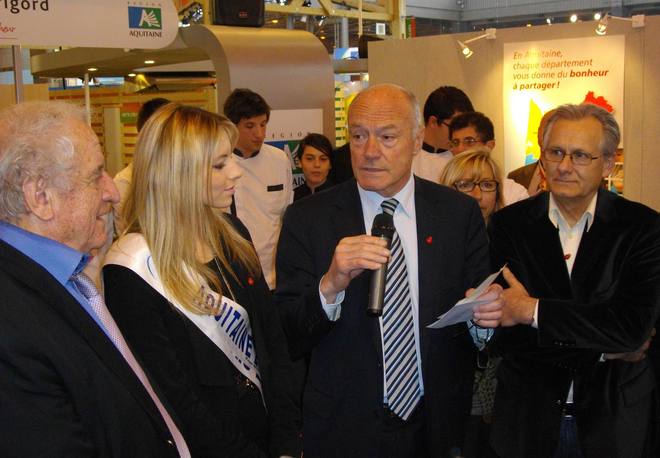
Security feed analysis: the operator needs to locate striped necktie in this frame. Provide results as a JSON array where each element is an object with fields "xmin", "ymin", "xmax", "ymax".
[
  {"xmin": 72, "ymin": 272, "xmax": 190, "ymax": 457},
  {"xmin": 380, "ymin": 198, "xmax": 421, "ymax": 420}
]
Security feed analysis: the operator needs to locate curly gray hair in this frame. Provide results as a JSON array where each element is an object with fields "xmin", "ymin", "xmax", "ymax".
[{"xmin": 0, "ymin": 101, "xmax": 87, "ymax": 222}]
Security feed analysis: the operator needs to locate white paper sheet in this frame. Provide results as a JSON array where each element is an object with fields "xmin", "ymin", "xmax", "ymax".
[{"xmin": 427, "ymin": 265, "xmax": 505, "ymax": 329}]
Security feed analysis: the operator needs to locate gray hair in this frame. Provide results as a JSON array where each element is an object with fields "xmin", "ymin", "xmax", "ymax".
[
  {"xmin": 0, "ymin": 101, "xmax": 86, "ymax": 222},
  {"xmin": 542, "ymin": 104, "xmax": 620, "ymax": 158},
  {"xmin": 350, "ymin": 83, "xmax": 423, "ymax": 136}
]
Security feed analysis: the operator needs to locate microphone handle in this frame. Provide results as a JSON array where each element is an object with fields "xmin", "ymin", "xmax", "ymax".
[
  {"xmin": 367, "ymin": 235, "xmax": 391, "ymax": 317},
  {"xmin": 367, "ymin": 264, "xmax": 387, "ymax": 316}
]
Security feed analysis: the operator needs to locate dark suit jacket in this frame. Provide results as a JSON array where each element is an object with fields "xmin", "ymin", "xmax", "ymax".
[
  {"xmin": 0, "ymin": 239, "xmax": 179, "ymax": 457},
  {"xmin": 488, "ymin": 190, "xmax": 660, "ymax": 458},
  {"xmin": 103, "ymin": 215, "xmax": 301, "ymax": 458},
  {"xmin": 275, "ymin": 177, "xmax": 490, "ymax": 457}
]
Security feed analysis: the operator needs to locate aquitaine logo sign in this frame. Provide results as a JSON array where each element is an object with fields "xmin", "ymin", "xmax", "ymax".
[
  {"xmin": 0, "ymin": 0, "xmax": 177, "ymax": 48},
  {"xmin": 128, "ymin": 6, "xmax": 162, "ymax": 30}
]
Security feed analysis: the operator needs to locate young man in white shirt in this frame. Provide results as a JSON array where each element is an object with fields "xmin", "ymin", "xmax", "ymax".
[{"xmin": 224, "ymin": 88, "xmax": 293, "ymax": 290}]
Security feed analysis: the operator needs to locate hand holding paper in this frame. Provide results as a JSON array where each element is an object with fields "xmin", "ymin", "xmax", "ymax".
[{"xmin": 427, "ymin": 266, "xmax": 505, "ymax": 329}]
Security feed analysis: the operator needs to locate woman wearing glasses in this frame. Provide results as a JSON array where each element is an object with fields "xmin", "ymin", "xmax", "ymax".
[
  {"xmin": 440, "ymin": 147, "xmax": 505, "ymax": 223},
  {"xmin": 439, "ymin": 146, "xmax": 504, "ymax": 458}
]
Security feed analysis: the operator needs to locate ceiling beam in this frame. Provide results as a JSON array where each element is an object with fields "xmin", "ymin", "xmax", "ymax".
[{"xmin": 265, "ymin": 3, "xmax": 391, "ymax": 21}]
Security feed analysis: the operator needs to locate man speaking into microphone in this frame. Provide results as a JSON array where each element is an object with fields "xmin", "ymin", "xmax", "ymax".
[{"xmin": 274, "ymin": 84, "xmax": 502, "ymax": 457}]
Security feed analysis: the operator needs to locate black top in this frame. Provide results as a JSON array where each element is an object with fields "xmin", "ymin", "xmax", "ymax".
[
  {"xmin": 329, "ymin": 143, "xmax": 353, "ymax": 184},
  {"xmin": 422, "ymin": 141, "xmax": 448, "ymax": 154},
  {"xmin": 103, "ymin": 215, "xmax": 301, "ymax": 458},
  {"xmin": 293, "ymin": 178, "xmax": 335, "ymax": 202}
]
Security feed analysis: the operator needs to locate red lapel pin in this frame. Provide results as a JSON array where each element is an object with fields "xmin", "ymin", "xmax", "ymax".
[
  {"xmin": 425, "ymin": 236, "xmax": 433, "ymax": 245},
  {"xmin": 247, "ymin": 276, "xmax": 255, "ymax": 286}
]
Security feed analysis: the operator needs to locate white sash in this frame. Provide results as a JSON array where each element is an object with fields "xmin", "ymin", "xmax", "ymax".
[{"xmin": 104, "ymin": 234, "xmax": 263, "ymax": 399}]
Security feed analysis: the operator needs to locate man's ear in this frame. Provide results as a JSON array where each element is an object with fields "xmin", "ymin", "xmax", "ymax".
[
  {"xmin": 22, "ymin": 177, "xmax": 55, "ymax": 221},
  {"xmin": 427, "ymin": 115, "xmax": 438, "ymax": 128},
  {"xmin": 486, "ymin": 139, "xmax": 496, "ymax": 150},
  {"xmin": 413, "ymin": 125, "xmax": 425, "ymax": 154},
  {"xmin": 602, "ymin": 155, "xmax": 615, "ymax": 178}
]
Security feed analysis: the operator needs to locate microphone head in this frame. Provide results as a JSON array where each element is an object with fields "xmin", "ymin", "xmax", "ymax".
[{"xmin": 371, "ymin": 213, "xmax": 394, "ymax": 240}]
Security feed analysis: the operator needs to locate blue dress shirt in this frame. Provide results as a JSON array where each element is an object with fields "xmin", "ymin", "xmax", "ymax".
[{"xmin": 0, "ymin": 221, "xmax": 113, "ymax": 341}]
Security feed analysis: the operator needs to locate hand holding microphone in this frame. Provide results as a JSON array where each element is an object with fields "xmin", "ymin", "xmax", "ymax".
[
  {"xmin": 367, "ymin": 213, "xmax": 395, "ymax": 316},
  {"xmin": 319, "ymin": 230, "xmax": 391, "ymax": 304}
]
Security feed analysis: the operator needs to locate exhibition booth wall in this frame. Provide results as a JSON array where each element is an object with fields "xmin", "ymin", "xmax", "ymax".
[{"xmin": 368, "ymin": 16, "xmax": 660, "ymax": 211}]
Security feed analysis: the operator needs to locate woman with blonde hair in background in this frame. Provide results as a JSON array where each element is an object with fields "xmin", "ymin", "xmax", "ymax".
[
  {"xmin": 440, "ymin": 146, "xmax": 505, "ymax": 458},
  {"xmin": 440, "ymin": 146, "xmax": 505, "ymax": 224},
  {"xmin": 103, "ymin": 103, "xmax": 301, "ymax": 458}
]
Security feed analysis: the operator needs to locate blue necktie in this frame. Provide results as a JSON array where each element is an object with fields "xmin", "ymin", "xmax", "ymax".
[{"xmin": 380, "ymin": 198, "xmax": 420, "ymax": 420}]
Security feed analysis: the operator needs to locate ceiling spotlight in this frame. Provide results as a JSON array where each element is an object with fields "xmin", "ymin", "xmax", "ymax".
[
  {"xmin": 456, "ymin": 28, "xmax": 496, "ymax": 59},
  {"xmin": 595, "ymin": 14, "xmax": 609, "ymax": 35},
  {"xmin": 178, "ymin": 1, "xmax": 203, "ymax": 27},
  {"xmin": 87, "ymin": 67, "xmax": 98, "ymax": 72},
  {"xmin": 570, "ymin": 14, "xmax": 578, "ymax": 23},
  {"xmin": 594, "ymin": 12, "xmax": 602, "ymax": 21},
  {"xmin": 595, "ymin": 13, "xmax": 645, "ymax": 35},
  {"xmin": 458, "ymin": 41, "xmax": 473, "ymax": 58},
  {"xmin": 144, "ymin": 60, "xmax": 155, "ymax": 64},
  {"xmin": 127, "ymin": 73, "xmax": 137, "ymax": 77}
]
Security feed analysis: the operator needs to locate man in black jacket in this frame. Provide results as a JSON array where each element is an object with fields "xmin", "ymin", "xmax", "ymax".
[
  {"xmin": 491, "ymin": 103, "xmax": 660, "ymax": 457},
  {"xmin": 0, "ymin": 101, "xmax": 188, "ymax": 457}
]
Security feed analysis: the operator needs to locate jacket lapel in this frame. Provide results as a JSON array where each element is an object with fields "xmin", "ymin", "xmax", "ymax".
[
  {"xmin": 570, "ymin": 189, "xmax": 617, "ymax": 296},
  {"xmin": 414, "ymin": 179, "xmax": 446, "ymax": 330},
  {"xmin": 525, "ymin": 193, "xmax": 574, "ymax": 299},
  {"xmin": 0, "ymin": 240, "xmax": 171, "ymax": 434}
]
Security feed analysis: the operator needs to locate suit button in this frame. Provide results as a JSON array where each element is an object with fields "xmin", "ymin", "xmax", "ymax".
[{"xmin": 167, "ymin": 440, "xmax": 174, "ymax": 446}]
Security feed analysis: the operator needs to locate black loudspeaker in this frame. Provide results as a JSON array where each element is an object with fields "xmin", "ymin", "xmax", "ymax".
[{"xmin": 213, "ymin": 0, "xmax": 264, "ymax": 27}]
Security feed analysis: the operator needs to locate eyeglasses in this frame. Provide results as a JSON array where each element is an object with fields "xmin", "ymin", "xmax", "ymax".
[
  {"xmin": 442, "ymin": 120, "xmax": 452, "ymax": 128},
  {"xmin": 543, "ymin": 148, "xmax": 601, "ymax": 166},
  {"xmin": 449, "ymin": 137, "xmax": 483, "ymax": 149},
  {"xmin": 454, "ymin": 179, "xmax": 498, "ymax": 193}
]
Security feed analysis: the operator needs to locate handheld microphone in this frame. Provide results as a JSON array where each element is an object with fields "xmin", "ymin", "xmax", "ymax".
[{"xmin": 367, "ymin": 213, "xmax": 395, "ymax": 317}]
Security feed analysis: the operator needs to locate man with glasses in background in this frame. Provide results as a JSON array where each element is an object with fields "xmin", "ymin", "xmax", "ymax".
[
  {"xmin": 448, "ymin": 111, "xmax": 529, "ymax": 205},
  {"xmin": 489, "ymin": 103, "xmax": 660, "ymax": 458}
]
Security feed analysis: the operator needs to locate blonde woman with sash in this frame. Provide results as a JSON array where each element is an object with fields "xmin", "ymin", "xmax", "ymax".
[{"xmin": 103, "ymin": 104, "xmax": 301, "ymax": 458}]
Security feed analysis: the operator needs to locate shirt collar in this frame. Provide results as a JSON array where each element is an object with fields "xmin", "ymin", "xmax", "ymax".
[
  {"xmin": 0, "ymin": 221, "xmax": 90, "ymax": 286},
  {"xmin": 357, "ymin": 173, "xmax": 415, "ymax": 218},
  {"xmin": 233, "ymin": 147, "xmax": 261, "ymax": 159},
  {"xmin": 548, "ymin": 192, "xmax": 598, "ymax": 232},
  {"xmin": 421, "ymin": 142, "xmax": 448, "ymax": 155}
]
